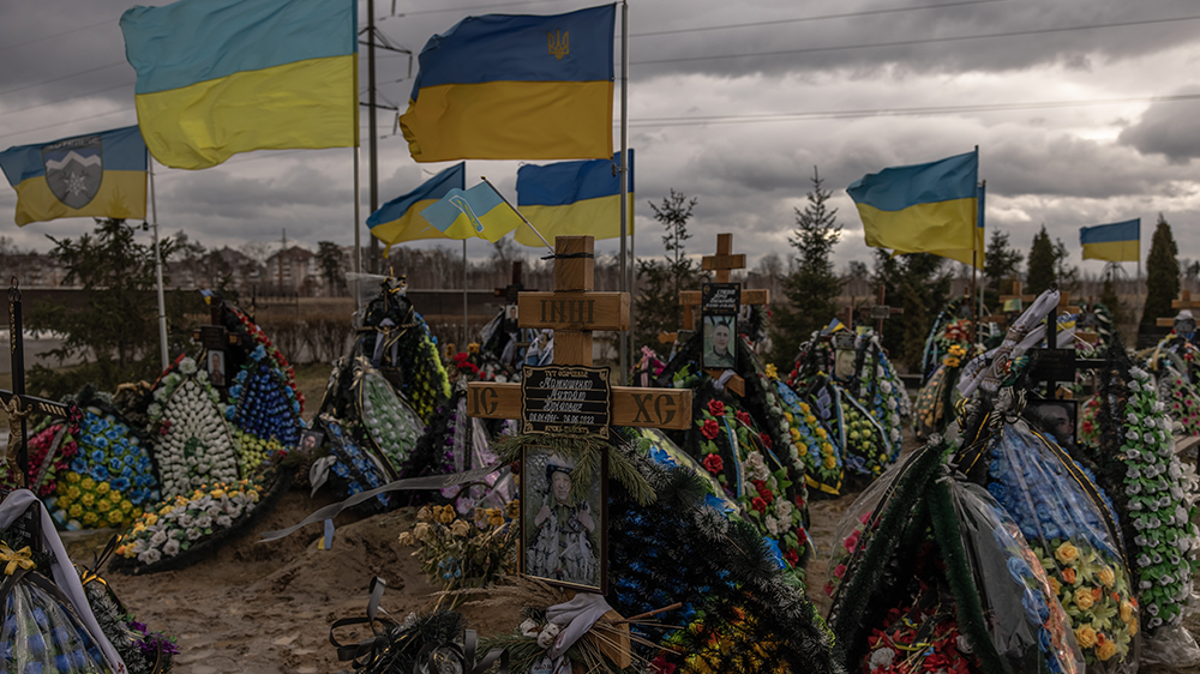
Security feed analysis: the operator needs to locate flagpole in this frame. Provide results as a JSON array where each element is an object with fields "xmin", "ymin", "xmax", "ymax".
[
  {"xmin": 463, "ymin": 238, "xmax": 468, "ymax": 347},
  {"xmin": 148, "ymin": 155, "xmax": 169, "ymax": 370},
  {"xmin": 618, "ymin": 0, "xmax": 630, "ymax": 383},
  {"xmin": 480, "ymin": 176, "xmax": 554, "ymax": 255}
]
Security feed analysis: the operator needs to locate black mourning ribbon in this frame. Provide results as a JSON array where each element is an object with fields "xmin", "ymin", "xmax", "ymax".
[{"xmin": 540, "ymin": 252, "xmax": 594, "ymax": 261}]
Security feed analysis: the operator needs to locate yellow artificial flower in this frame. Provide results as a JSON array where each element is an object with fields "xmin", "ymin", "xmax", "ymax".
[
  {"xmin": 1097, "ymin": 638, "xmax": 1117, "ymax": 661},
  {"xmin": 1097, "ymin": 566, "xmax": 1115, "ymax": 588},
  {"xmin": 823, "ymin": 456, "xmax": 837, "ymax": 469},
  {"xmin": 81, "ymin": 493, "xmax": 95, "ymax": 507},
  {"xmin": 1119, "ymin": 600, "xmax": 1134, "ymax": 624},
  {"xmin": 96, "ymin": 499, "xmax": 112, "ymax": 513},
  {"xmin": 1074, "ymin": 626, "xmax": 1097, "ymax": 649},
  {"xmin": 96, "ymin": 482, "xmax": 110, "ymax": 495},
  {"xmin": 1048, "ymin": 576, "xmax": 1062, "ymax": 596},
  {"xmin": 66, "ymin": 472, "xmax": 81, "ymax": 484},
  {"xmin": 82, "ymin": 512, "xmax": 98, "ymax": 525},
  {"xmin": 797, "ymin": 446, "xmax": 808, "ymax": 457},
  {"xmin": 133, "ymin": 523, "xmax": 147, "ymax": 534},
  {"xmin": 106, "ymin": 510, "xmax": 124, "ymax": 524},
  {"xmin": 816, "ymin": 428, "xmax": 827, "ymax": 439},
  {"xmin": 69, "ymin": 504, "xmax": 83, "ymax": 518},
  {"xmin": 67, "ymin": 486, "xmax": 81, "ymax": 500},
  {"xmin": 822, "ymin": 442, "xmax": 834, "ymax": 455},
  {"xmin": 468, "ymin": 342, "xmax": 481, "ymax": 354},
  {"xmin": 783, "ymin": 412, "xmax": 794, "ymax": 424},
  {"xmin": 943, "ymin": 357, "xmax": 961, "ymax": 368},
  {"xmin": 81, "ymin": 477, "xmax": 96, "ymax": 491},
  {"xmin": 789, "ymin": 428, "xmax": 801, "ymax": 441},
  {"xmin": 798, "ymin": 402, "xmax": 810, "ymax": 413},
  {"xmin": 1055, "ymin": 542, "xmax": 1079, "ymax": 564},
  {"xmin": 1073, "ymin": 587, "xmax": 1094, "ymax": 611},
  {"xmin": 121, "ymin": 500, "xmax": 133, "ymax": 513},
  {"xmin": 764, "ymin": 364, "xmax": 778, "ymax": 380},
  {"xmin": 805, "ymin": 415, "xmax": 817, "ymax": 425}
]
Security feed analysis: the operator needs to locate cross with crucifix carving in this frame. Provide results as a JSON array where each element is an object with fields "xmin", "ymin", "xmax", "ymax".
[{"xmin": 466, "ymin": 236, "xmax": 692, "ymax": 430}]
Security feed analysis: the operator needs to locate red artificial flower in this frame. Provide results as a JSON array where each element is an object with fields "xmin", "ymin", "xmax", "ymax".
[
  {"xmin": 735, "ymin": 410, "xmax": 753, "ymax": 426},
  {"xmin": 759, "ymin": 432, "xmax": 772, "ymax": 449},
  {"xmin": 707, "ymin": 399, "xmax": 725, "ymax": 417},
  {"xmin": 650, "ymin": 656, "xmax": 676, "ymax": 674},
  {"xmin": 700, "ymin": 419, "xmax": 720, "ymax": 440},
  {"xmin": 702, "ymin": 453, "xmax": 724, "ymax": 475},
  {"xmin": 753, "ymin": 480, "xmax": 774, "ymax": 504},
  {"xmin": 795, "ymin": 495, "xmax": 805, "ymax": 510},
  {"xmin": 797, "ymin": 528, "xmax": 808, "ymax": 545},
  {"xmin": 509, "ymin": 460, "xmax": 522, "ymax": 476},
  {"xmin": 751, "ymin": 497, "xmax": 768, "ymax": 513},
  {"xmin": 833, "ymin": 563, "xmax": 846, "ymax": 578},
  {"xmin": 784, "ymin": 547, "xmax": 800, "ymax": 567}
]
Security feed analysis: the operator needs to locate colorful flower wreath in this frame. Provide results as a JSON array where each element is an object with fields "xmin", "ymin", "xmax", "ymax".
[
  {"xmin": 117, "ymin": 479, "xmax": 263, "ymax": 565},
  {"xmin": 225, "ymin": 344, "xmax": 303, "ymax": 475}
]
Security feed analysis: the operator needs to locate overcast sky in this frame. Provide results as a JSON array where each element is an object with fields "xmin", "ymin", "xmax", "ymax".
[{"xmin": 2, "ymin": 0, "xmax": 1199, "ymax": 281}]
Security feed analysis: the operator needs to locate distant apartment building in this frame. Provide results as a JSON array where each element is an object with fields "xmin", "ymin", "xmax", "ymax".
[{"xmin": 265, "ymin": 245, "xmax": 318, "ymax": 294}]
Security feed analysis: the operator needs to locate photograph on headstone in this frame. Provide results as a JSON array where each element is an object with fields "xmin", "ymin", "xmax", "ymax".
[
  {"xmin": 520, "ymin": 446, "xmax": 606, "ymax": 593},
  {"xmin": 701, "ymin": 282, "xmax": 740, "ymax": 370}
]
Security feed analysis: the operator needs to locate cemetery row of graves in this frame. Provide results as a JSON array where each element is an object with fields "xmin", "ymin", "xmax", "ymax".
[{"xmin": 4, "ymin": 232, "xmax": 1200, "ymax": 674}]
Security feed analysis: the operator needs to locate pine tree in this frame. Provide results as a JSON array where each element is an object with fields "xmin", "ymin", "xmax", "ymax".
[
  {"xmin": 983, "ymin": 230, "xmax": 1023, "ymax": 309},
  {"xmin": 768, "ymin": 167, "xmax": 842, "ymax": 366},
  {"xmin": 633, "ymin": 190, "xmax": 705, "ymax": 349},
  {"xmin": 1026, "ymin": 225, "xmax": 1056, "ymax": 295},
  {"xmin": 1141, "ymin": 214, "xmax": 1180, "ymax": 325},
  {"xmin": 1098, "ymin": 266, "xmax": 1125, "ymax": 326},
  {"xmin": 873, "ymin": 252, "xmax": 952, "ymax": 370}
]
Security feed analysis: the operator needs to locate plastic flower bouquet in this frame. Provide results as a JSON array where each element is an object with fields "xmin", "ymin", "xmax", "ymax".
[
  {"xmin": 116, "ymin": 479, "xmax": 263, "ymax": 567},
  {"xmin": 353, "ymin": 361, "xmax": 425, "ymax": 477},
  {"xmin": 226, "ymin": 344, "xmax": 304, "ymax": 475},
  {"xmin": 775, "ymin": 381, "xmax": 843, "ymax": 496}
]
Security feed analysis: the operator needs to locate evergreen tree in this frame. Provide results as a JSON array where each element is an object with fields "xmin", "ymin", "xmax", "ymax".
[
  {"xmin": 1052, "ymin": 237, "xmax": 1079, "ymax": 293},
  {"xmin": 633, "ymin": 190, "xmax": 705, "ymax": 349},
  {"xmin": 1026, "ymin": 225, "xmax": 1056, "ymax": 295},
  {"xmin": 25, "ymin": 218, "xmax": 191, "ymax": 397},
  {"xmin": 768, "ymin": 167, "xmax": 842, "ymax": 366},
  {"xmin": 873, "ymin": 251, "xmax": 951, "ymax": 371},
  {"xmin": 983, "ymin": 230, "xmax": 1023, "ymax": 309},
  {"xmin": 317, "ymin": 240, "xmax": 346, "ymax": 295},
  {"xmin": 1141, "ymin": 214, "xmax": 1180, "ymax": 325},
  {"xmin": 1098, "ymin": 265, "xmax": 1125, "ymax": 327}
]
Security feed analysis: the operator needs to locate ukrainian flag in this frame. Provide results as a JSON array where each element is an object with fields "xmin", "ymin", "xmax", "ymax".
[
  {"xmin": 120, "ymin": 0, "xmax": 357, "ymax": 170},
  {"xmin": 1080, "ymin": 219, "xmax": 1139, "ymax": 262},
  {"xmin": 847, "ymin": 150, "xmax": 979, "ymax": 262},
  {"xmin": 367, "ymin": 163, "xmax": 465, "ymax": 250},
  {"xmin": 0, "ymin": 126, "xmax": 146, "ymax": 226},
  {"xmin": 923, "ymin": 182, "xmax": 986, "ymax": 269},
  {"xmin": 420, "ymin": 181, "xmax": 524, "ymax": 242},
  {"xmin": 515, "ymin": 150, "xmax": 632, "ymax": 247},
  {"xmin": 399, "ymin": 4, "xmax": 615, "ymax": 163}
]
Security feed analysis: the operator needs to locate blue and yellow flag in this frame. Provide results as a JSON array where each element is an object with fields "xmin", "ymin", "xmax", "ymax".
[
  {"xmin": 515, "ymin": 150, "xmax": 632, "ymax": 247},
  {"xmin": 420, "ymin": 181, "xmax": 523, "ymax": 242},
  {"xmin": 0, "ymin": 126, "xmax": 147, "ymax": 226},
  {"xmin": 922, "ymin": 181, "xmax": 986, "ymax": 269},
  {"xmin": 1080, "ymin": 219, "xmax": 1139, "ymax": 262},
  {"xmin": 367, "ymin": 163, "xmax": 466, "ymax": 250},
  {"xmin": 847, "ymin": 150, "xmax": 979, "ymax": 262},
  {"xmin": 120, "ymin": 0, "xmax": 357, "ymax": 170},
  {"xmin": 399, "ymin": 4, "xmax": 615, "ymax": 163}
]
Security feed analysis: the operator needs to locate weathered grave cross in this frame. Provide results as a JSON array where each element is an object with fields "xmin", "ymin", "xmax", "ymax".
[
  {"xmin": 999, "ymin": 280, "xmax": 1036, "ymax": 313},
  {"xmin": 466, "ymin": 236, "xmax": 692, "ymax": 430},
  {"xmin": 1156, "ymin": 290, "xmax": 1200, "ymax": 329}
]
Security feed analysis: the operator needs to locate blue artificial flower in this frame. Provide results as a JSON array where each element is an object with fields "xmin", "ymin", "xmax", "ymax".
[
  {"xmin": 89, "ymin": 465, "xmax": 109, "ymax": 482},
  {"xmin": 704, "ymin": 494, "xmax": 735, "ymax": 515},
  {"xmin": 109, "ymin": 458, "xmax": 123, "ymax": 472},
  {"xmin": 252, "ymin": 345, "xmax": 267, "ymax": 360},
  {"xmin": 125, "ymin": 453, "xmax": 138, "ymax": 466},
  {"xmin": 1023, "ymin": 588, "xmax": 1050, "ymax": 625},
  {"xmin": 90, "ymin": 450, "xmax": 106, "ymax": 463},
  {"xmin": 104, "ymin": 429, "xmax": 120, "ymax": 441},
  {"xmin": 27, "ymin": 631, "xmax": 45, "ymax": 656},
  {"xmin": 121, "ymin": 466, "xmax": 133, "ymax": 479},
  {"xmin": 70, "ymin": 458, "xmax": 87, "ymax": 473},
  {"xmin": 49, "ymin": 627, "xmax": 70, "ymax": 648},
  {"xmin": 54, "ymin": 654, "xmax": 72, "ymax": 672},
  {"xmin": 649, "ymin": 446, "xmax": 678, "ymax": 468},
  {"xmin": 987, "ymin": 482, "xmax": 1006, "ymax": 502},
  {"xmin": 111, "ymin": 477, "xmax": 131, "ymax": 492},
  {"xmin": 225, "ymin": 406, "xmax": 236, "ymax": 421},
  {"xmin": 761, "ymin": 536, "xmax": 786, "ymax": 570},
  {"xmin": 332, "ymin": 463, "xmax": 349, "ymax": 478},
  {"xmin": 349, "ymin": 480, "xmax": 363, "ymax": 494},
  {"xmin": 93, "ymin": 436, "xmax": 109, "ymax": 450},
  {"xmin": 1038, "ymin": 626, "xmax": 1053, "ymax": 654},
  {"xmin": 31, "ymin": 607, "xmax": 48, "ymax": 629},
  {"xmin": 1007, "ymin": 556, "xmax": 1034, "ymax": 584}
]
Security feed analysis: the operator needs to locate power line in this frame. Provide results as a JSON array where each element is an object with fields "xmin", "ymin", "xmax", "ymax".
[
  {"xmin": 0, "ymin": 61, "xmax": 126, "ymax": 98},
  {"xmin": 626, "ymin": 93, "xmax": 1200, "ymax": 128},
  {"xmin": 629, "ymin": 0, "xmax": 1007, "ymax": 38},
  {"xmin": 0, "ymin": 82, "xmax": 132, "ymax": 120},
  {"xmin": 635, "ymin": 13, "xmax": 1200, "ymax": 65},
  {"xmin": 381, "ymin": 0, "xmax": 571, "ymax": 19},
  {"xmin": 0, "ymin": 108, "xmax": 133, "ymax": 143},
  {"xmin": 0, "ymin": 18, "xmax": 115, "ymax": 55}
]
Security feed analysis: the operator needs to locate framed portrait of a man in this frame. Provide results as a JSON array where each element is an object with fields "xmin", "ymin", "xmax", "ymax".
[
  {"xmin": 1028, "ymin": 399, "xmax": 1077, "ymax": 446},
  {"xmin": 520, "ymin": 447, "xmax": 607, "ymax": 593},
  {"xmin": 701, "ymin": 283, "xmax": 739, "ymax": 370}
]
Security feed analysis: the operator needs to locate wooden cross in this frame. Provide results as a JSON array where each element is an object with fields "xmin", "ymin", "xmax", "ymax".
[
  {"xmin": 864, "ymin": 284, "xmax": 903, "ymax": 335},
  {"xmin": 839, "ymin": 301, "xmax": 857, "ymax": 331},
  {"xmin": 999, "ymin": 280, "xmax": 1036, "ymax": 312},
  {"xmin": 466, "ymin": 236, "xmax": 692, "ymax": 430},
  {"xmin": 677, "ymin": 233, "xmax": 770, "ymax": 330},
  {"xmin": 1156, "ymin": 290, "xmax": 1200, "ymax": 328}
]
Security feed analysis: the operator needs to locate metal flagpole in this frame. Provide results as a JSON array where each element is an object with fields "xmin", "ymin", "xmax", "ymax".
[
  {"xmin": 463, "ymin": 239, "xmax": 468, "ymax": 347},
  {"xmin": 148, "ymin": 156, "xmax": 169, "ymax": 370},
  {"xmin": 618, "ymin": 0, "xmax": 629, "ymax": 383}
]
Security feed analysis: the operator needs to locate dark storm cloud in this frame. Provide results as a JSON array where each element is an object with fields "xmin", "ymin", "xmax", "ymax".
[{"xmin": 1118, "ymin": 86, "xmax": 1200, "ymax": 164}]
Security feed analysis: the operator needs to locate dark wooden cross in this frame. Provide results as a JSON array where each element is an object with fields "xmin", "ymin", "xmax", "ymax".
[
  {"xmin": 864, "ymin": 284, "xmax": 904, "ymax": 336},
  {"xmin": 1156, "ymin": 290, "xmax": 1200, "ymax": 328},
  {"xmin": 466, "ymin": 236, "xmax": 692, "ymax": 430}
]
